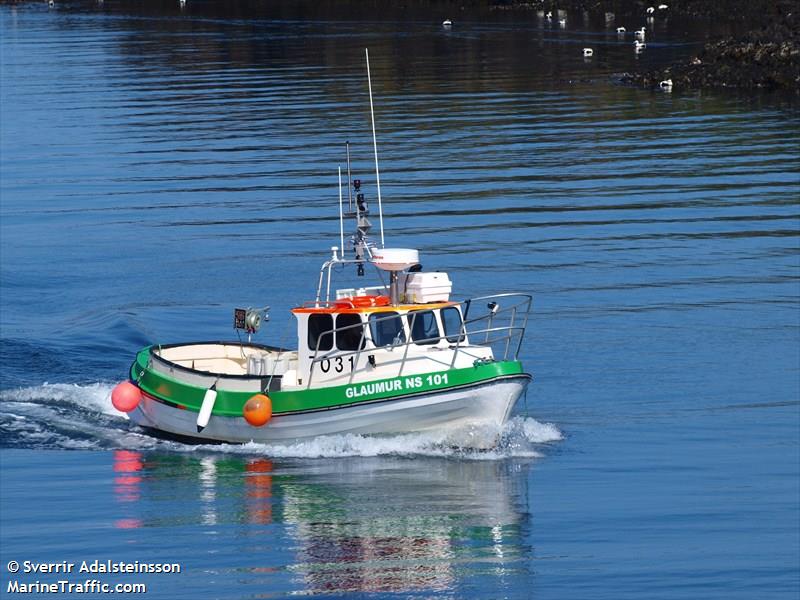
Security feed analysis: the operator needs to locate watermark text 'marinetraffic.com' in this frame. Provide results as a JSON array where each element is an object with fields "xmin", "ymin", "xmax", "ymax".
[{"xmin": 8, "ymin": 579, "xmax": 147, "ymax": 594}]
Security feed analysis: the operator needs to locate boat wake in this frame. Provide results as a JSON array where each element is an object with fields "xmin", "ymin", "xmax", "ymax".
[{"xmin": 0, "ymin": 383, "xmax": 562, "ymax": 459}]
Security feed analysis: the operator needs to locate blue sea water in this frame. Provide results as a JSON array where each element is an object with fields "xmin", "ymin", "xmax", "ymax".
[{"xmin": 1, "ymin": 1, "xmax": 799, "ymax": 598}]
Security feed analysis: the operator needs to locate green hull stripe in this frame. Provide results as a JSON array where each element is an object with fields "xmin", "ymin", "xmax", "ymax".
[{"xmin": 130, "ymin": 347, "xmax": 526, "ymax": 417}]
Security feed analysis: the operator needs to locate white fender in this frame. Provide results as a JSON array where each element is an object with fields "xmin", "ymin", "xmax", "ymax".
[{"xmin": 197, "ymin": 383, "xmax": 218, "ymax": 432}]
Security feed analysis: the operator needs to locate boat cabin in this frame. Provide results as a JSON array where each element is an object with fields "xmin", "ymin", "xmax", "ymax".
[
  {"xmin": 286, "ymin": 291, "xmax": 489, "ymax": 388},
  {"xmin": 146, "ymin": 241, "xmax": 522, "ymax": 396}
]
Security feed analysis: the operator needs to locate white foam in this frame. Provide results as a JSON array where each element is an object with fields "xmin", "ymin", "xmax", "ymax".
[
  {"xmin": 0, "ymin": 382, "xmax": 119, "ymax": 416},
  {"xmin": 512, "ymin": 416, "xmax": 563, "ymax": 443},
  {"xmin": 185, "ymin": 416, "xmax": 563, "ymax": 460}
]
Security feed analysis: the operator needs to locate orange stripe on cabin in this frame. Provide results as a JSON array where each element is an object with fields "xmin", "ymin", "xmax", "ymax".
[{"xmin": 292, "ymin": 302, "xmax": 456, "ymax": 314}]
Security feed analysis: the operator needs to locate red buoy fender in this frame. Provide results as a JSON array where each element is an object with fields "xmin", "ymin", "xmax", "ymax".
[
  {"xmin": 111, "ymin": 381, "xmax": 141, "ymax": 413},
  {"xmin": 243, "ymin": 394, "xmax": 272, "ymax": 427}
]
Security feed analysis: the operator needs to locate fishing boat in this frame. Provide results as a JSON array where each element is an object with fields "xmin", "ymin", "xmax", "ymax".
[{"xmin": 110, "ymin": 51, "xmax": 533, "ymax": 446}]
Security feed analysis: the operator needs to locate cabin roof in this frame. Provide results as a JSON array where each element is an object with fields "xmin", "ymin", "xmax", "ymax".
[{"xmin": 291, "ymin": 301, "xmax": 457, "ymax": 315}]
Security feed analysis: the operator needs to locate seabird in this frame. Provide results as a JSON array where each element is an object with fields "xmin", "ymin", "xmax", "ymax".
[
  {"xmin": 660, "ymin": 79, "xmax": 673, "ymax": 88},
  {"xmin": 616, "ymin": 26, "xmax": 626, "ymax": 33},
  {"xmin": 634, "ymin": 40, "xmax": 647, "ymax": 52},
  {"xmin": 583, "ymin": 48, "xmax": 594, "ymax": 57},
  {"xmin": 646, "ymin": 6, "xmax": 655, "ymax": 14},
  {"xmin": 635, "ymin": 27, "xmax": 646, "ymax": 39},
  {"xmin": 442, "ymin": 19, "xmax": 452, "ymax": 27},
  {"xmin": 658, "ymin": 4, "xmax": 668, "ymax": 10}
]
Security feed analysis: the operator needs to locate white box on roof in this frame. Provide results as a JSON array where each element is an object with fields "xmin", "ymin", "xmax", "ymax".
[{"xmin": 400, "ymin": 272, "xmax": 452, "ymax": 303}]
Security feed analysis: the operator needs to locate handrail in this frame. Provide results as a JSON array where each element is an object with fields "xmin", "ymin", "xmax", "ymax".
[{"xmin": 315, "ymin": 258, "xmax": 390, "ymax": 305}]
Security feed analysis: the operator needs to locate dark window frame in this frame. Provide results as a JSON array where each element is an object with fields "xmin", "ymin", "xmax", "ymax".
[
  {"xmin": 441, "ymin": 307, "xmax": 466, "ymax": 343},
  {"xmin": 336, "ymin": 314, "xmax": 366, "ymax": 351},
  {"xmin": 308, "ymin": 314, "xmax": 334, "ymax": 351},
  {"xmin": 368, "ymin": 311, "xmax": 406, "ymax": 347},
  {"xmin": 407, "ymin": 310, "xmax": 440, "ymax": 346}
]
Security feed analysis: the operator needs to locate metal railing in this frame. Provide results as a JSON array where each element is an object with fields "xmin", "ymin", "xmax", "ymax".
[{"xmin": 460, "ymin": 293, "xmax": 532, "ymax": 364}]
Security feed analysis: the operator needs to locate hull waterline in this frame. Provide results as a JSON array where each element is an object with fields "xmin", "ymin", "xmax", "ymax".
[{"xmin": 128, "ymin": 375, "xmax": 530, "ymax": 445}]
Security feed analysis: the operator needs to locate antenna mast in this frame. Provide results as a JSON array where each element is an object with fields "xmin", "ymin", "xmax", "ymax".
[
  {"xmin": 338, "ymin": 167, "xmax": 345, "ymax": 255},
  {"xmin": 365, "ymin": 48, "xmax": 386, "ymax": 248},
  {"xmin": 345, "ymin": 141, "xmax": 353, "ymax": 212}
]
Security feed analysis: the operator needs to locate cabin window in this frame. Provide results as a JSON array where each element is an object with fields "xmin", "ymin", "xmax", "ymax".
[
  {"xmin": 369, "ymin": 312, "xmax": 406, "ymax": 347},
  {"xmin": 441, "ymin": 307, "xmax": 465, "ymax": 343},
  {"xmin": 336, "ymin": 314, "xmax": 366, "ymax": 351},
  {"xmin": 308, "ymin": 314, "xmax": 333, "ymax": 351},
  {"xmin": 408, "ymin": 310, "xmax": 440, "ymax": 345}
]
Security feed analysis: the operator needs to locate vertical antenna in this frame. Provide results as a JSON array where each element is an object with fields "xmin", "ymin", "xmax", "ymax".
[
  {"xmin": 365, "ymin": 48, "xmax": 385, "ymax": 248},
  {"xmin": 345, "ymin": 141, "xmax": 353, "ymax": 212},
  {"xmin": 338, "ymin": 167, "xmax": 345, "ymax": 255}
]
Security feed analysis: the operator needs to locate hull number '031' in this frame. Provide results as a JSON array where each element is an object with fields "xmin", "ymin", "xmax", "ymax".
[
  {"xmin": 318, "ymin": 356, "xmax": 356, "ymax": 373},
  {"xmin": 344, "ymin": 373, "xmax": 450, "ymax": 399}
]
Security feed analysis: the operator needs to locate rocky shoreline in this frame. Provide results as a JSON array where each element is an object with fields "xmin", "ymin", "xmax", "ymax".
[
  {"xmin": 622, "ymin": 4, "xmax": 799, "ymax": 92},
  {"xmin": 492, "ymin": 0, "xmax": 800, "ymax": 92}
]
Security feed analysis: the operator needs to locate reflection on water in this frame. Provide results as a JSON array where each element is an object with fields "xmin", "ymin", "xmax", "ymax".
[
  {"xmin": 113, "ymin": 450, "xmax": 144, "ymax": 529},
  {"xmin": 110, "ymin": 450, "xmax": 531, "ymax": 595},
  {"xmin": 245, "ymin": 458, "xmax": 274, "ymax": 525},
  {"xmin": 112, "ymin": 449, "xmax": 143, "ymax": 503}
]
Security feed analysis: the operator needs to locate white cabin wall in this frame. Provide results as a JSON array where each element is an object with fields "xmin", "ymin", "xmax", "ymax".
[
  {"xmin": 294, "ymin": 313, "xmax": 311, "ymax": 385},
  {"xmin": 286, "ymin": 307, "xmax": 493, "ymax": 390}
]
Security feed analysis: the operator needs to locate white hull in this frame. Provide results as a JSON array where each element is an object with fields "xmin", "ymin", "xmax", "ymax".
[{"xmin": 128, "ymin": 376, "xmax": 529, "ymax": 445}]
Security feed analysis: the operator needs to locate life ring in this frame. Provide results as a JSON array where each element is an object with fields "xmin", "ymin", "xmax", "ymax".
[{"xmin": 336, "ymin": 295, "xmax": 390, "ymax": 309}]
